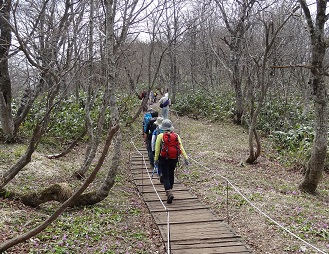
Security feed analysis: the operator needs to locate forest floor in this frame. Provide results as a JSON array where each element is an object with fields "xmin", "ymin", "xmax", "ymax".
[{"xmin": 1, "ymin": 114, "xmax": 329, "ymax": 253}]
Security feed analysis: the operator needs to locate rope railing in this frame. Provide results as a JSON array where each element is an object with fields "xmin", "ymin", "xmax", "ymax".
[
  {"xmin": 188, "ymin": 157, "xmax": 327, "ymax": 254},
  {"xmin": 130, "ymin": 107, "xmax": 326, "ymax": 254},
  {"xmin": 168, "ymin": 108, "xmax": 326, "ymax": 253},
  {"xmin": 129, "ymin": 136, "xmax": 171, "ymax": 254}
]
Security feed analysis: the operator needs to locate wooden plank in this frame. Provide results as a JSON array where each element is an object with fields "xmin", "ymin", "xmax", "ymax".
[
  {"xmin": 150, "ymin": 206, "xmax": 209, "ymax": 213},
  {"xmin": 133, "ymin": 179, "xmax": 183, "ymax": 186},
  {"xmin": 164, "ymin": 235, "xmax": 243, "ymax": 246},
  {"xmin": 136, "ymin": 185, "xmax": 187, "ymax": 193},
  {"xmin": 141, "ymin": 191, "xmax": 198, "ymax": 203},
  {"xmin": 163, "ymin": 231, "xmax": 237, "ymax": 241},
  {"xmin": 165, "ymin": 235, "xmax": 251, "ymax": 252},
  {"xmin": 152, "ymin": 209, "xmax": 222, "ymax": 225},
  {"xmin": 158, "ymin": 221, "xmax": 232, "ymax": 234},
  {"xmin": 146, "ymin": 199, "xmax": 209, "ymax": 211},
  {"xmin": 170, "ymin": 245, "xmax": 250, "ymax": 254}
]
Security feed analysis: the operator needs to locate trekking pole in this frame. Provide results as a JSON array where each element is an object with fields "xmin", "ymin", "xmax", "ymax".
[{"xmin": 151, "ymin": 164, "xmax": 158, "ymax": 178}]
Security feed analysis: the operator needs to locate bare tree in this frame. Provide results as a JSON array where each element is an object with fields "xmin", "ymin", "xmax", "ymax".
[
  {"xmin": 0, "ymin": 0, "xmax": 87, "ymax": 189},
  {"xmin": 215, "ymin": 0, "xmax": 256, "ymax": 125},
  {"xmin": 245, "ymin": 1, "xmax": 299, "ymax": 163},
  {"xmin": 298, "ymin": 0, "xmax": 328, "ymax": 193}
]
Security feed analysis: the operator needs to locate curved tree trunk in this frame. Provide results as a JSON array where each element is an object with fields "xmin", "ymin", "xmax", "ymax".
[
  {"xmin": 246, "ymin": 127, "xmax": 261, "ymax": 164},
  {"xmin": 0, "ymin": 124, "xmax": 119, "ymax": 252},
  {"xmin": 71, "ymin": 131, "xmax": 122, "ymax": 206}
]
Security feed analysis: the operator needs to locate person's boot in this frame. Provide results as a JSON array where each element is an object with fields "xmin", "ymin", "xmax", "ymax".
[
  {"xmin": 159, "ymin": 173, "xmax": 163, "ymax": 183},
  {"xmin": 166, "ymin": 189, "xmax": 174, "ymax": 204}
]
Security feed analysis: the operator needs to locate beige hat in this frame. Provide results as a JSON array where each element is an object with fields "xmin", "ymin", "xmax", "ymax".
[{"xmin": 154, "ymin": 117, "xmax": 164, "ymax": 126}]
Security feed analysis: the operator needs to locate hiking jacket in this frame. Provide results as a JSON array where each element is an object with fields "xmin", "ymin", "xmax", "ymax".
[
  {"xmin": 144, "ymin": 117, "xmax": 157, "ymax": 140},
  {"xmin": 151, "ymin": 128, "xmax": 163, "ymax": 151},
  {"xmin": 154, "ymin": 131, "xmax": 188, "ymax": 161},
  {"xmin": 159, "ymin": 96, "xmax": 171, "ymax": 108}
]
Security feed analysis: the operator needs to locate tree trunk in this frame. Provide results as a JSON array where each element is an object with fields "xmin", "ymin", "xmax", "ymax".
[
  {"xmin": 246, "ymin": 91, "xmax": 261, "ymax": 164},
  {"xmin": 233, "ymin": 64, "xmax": 244, "ymax": 125},
  {"xmin": 71, "ymin": 131, "xmax": 121, "ymax": 206},
  {"xmin": 72, "ymin": 0, "xmax": 123, "ymax": 205},
  {"xmin": 299, "ymin": 85, "xmax": 327, "ymax": 193},
  {"xmin": 298, "ymin": 0, "xmax": 328, "ymax": 194},
  {"xmin": 299, "ymin": 74, "xmax": 327, "ymax": 193},
  {"xmin": 0, "ymin": 0, "xmax": 15, "ymax": 142}
]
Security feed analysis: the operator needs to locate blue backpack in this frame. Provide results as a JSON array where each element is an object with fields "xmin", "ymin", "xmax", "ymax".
[{"xmin": 143, "ymin": 113, "xmax": 152, "ymax": 133}]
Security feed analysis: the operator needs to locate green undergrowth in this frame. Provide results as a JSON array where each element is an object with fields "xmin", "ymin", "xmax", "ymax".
[{"xmin": 29, "ymin": 201, "xmax": 147, "ymax": 254}]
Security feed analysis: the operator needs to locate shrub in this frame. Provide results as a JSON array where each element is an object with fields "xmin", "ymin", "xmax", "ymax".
[
  {"xmin": 17, "ymin": 91, "xmax": 138, "ymax": 147},
  {"xmin": 173, "ymin": 90, "xmax": 235, "ymax": 121}
]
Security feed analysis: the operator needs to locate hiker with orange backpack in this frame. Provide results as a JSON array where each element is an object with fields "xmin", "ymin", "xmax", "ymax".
[
  {"xmin": 154, "ymin": 119, "xmax": 189, "ymax": 204},
  {"xmin": 151, "ymin": 117, "xmax": 164, "ymax": 182}
]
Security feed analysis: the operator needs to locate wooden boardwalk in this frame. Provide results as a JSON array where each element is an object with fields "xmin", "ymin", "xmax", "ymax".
[{"xmin": 130, "ymin": 148, "xmax": 251, "ymax": 254}]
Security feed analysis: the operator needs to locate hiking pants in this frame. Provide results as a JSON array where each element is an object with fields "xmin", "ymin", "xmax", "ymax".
[
  {"xmin": 146, "ymin": 139, "xmax": 154, "ymax": 166},
  {"xmin": 159, "ymin": 157, "xmax": 178, "ymax": 190},
  {"xmin": 162, "ymin": 106, "xmax": 169, "ymax": 119}
]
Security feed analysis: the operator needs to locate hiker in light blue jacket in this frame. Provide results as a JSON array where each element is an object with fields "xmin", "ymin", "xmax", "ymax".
[{"xmin": 158, "ymin": 93, "xmax": 171, "ymax": 119}]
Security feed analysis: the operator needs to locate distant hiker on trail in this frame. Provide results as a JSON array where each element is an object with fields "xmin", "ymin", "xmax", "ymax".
[
  {"xmin": 149, "ymin": 90, "xmax": 154, "ymax": 105},
  {"xmin": 153, "ymin": 91, "xmax": 157, "ymax": 103},
  {"xmin": 144, "ymin": 111, "xmax": 158, "ymax": 167},
  {"xmin": 158, "ymin": 92, "xmax": 171, "ymax": 119},
  {"xmin": 151, "ymin": 117, "xmax": 164, "ymax": 182},
  {"xmin": 154, "ymin": 119, "xmax": 189, "ymax": 204},
  {"xmin": 139, "ymin": 90, "xmax": 148, "ymax": 112}
]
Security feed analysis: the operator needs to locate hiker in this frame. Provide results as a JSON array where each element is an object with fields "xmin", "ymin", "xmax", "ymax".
[
  {"xmin": 142, "ymin": 108, "xmax": 154, "ymax": 136},
  {"xmin": 153, "ymin": 91, "xmax": 157, "ymax": 103},
  {"xmin": 139, "ymin": 90, "xmax": 148, "ymax": 112},
  {"xmin": 158, "ymin": 92, "xmax": 171, "ymax": 119},
  {"xmin": 151, "ymin": 117, "xmax": 164, "ymax": 182},
  {"xmin": 154, "ymin": 119, "xmax": 189, "ymax": 204},
  {"xmin": 144, "ymin": 111, "xmax": 158, "ymax": 167},
  {"xmin": 149, "ymin": 90, "xmax": 154, "ymax": 105}
]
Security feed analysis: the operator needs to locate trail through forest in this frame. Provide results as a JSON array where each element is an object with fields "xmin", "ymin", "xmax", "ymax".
[{"xmin": 1, "ymin": 114, "xmax": 328, "ymax": 253}]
